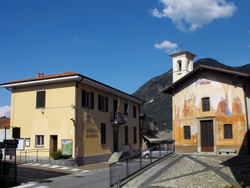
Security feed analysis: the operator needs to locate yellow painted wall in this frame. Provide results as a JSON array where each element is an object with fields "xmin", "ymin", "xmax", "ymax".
[
  {"xmin": 173, "ymin": 76, "xmax": 248, "ymax": 153},
  {"xmin": 10, "ymin": 82, "xmax": 76, "ymax": 157},
  {"xmin": 76, "ymin": 83, "xmax": 140, "ymax": 157}
]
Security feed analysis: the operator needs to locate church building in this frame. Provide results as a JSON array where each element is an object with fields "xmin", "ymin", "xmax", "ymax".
[{"xmin": 163, "ymin": 51, "xmax": 250, "ymax": 154}]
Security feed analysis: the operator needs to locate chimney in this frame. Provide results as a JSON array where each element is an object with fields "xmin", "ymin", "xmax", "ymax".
[
  {"xmin": 41, "ymin": 73, "xmax": 44, "ymax": 77},
  {"xmin": 38, "ymin": 73, "xmax": 41, "ymax": 78}
]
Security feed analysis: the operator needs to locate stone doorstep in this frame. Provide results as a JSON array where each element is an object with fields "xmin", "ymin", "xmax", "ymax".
[{"xmin": 219, "ymin": 149, "xmax": 236, "ymax": 155}]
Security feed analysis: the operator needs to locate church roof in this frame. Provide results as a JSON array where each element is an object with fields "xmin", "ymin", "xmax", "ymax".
[{"xmin": 162, "ymin": 64, "xmax": 250, "ymax": 94}]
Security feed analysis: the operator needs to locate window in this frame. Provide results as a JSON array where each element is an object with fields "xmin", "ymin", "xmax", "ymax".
[
  {"xmin": 101, "ymin": 123, "xmax": 106, "ymax": 144},
  {"xmin": 98, "ymin": 95, "xmax": 108, "ymax": 112},
  {"xmin": 124, "ymin": 103, "xmax": 128, "ymax": 115},
  {"xmin": 36, "ymin": 91, "xmax": 45, "ymax": 108},
  {"xmin": 125, "ymin": 126, "xmax": 128, "ymax": 144},
  {"xmin": 133, "ymin": 106, "xmax": 136, "ymax": 118},
  {"xmin": 224, "ymin": 124, "xmax": 233, "ymax": 139},
  {"xmin": 177, "ymin": 60, "xmax": 182, "ymax": 71},
  {"xmin": 35, "ymin": 135, "xmax": 44, "ymax": 146},
  {"xmin": 133, "ymin": 127, "xmax": 137, "ymax": 144},
  {"xmin": 202, "ymin": 97, "xmax": 210, "ymax": 112},
  {"xmin": 184, "ymin": 126, "xmax": 191, "ymax": 139},
  {"xmin": 82, "ymin": 90, "xmax": 94, "ymax": 109}
]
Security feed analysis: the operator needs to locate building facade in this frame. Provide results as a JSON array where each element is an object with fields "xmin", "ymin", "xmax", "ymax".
[
  {"xmin": 163, "ymin": 51, "xmax": 250, "ymax": 154},
  {"xmin": 1, "ymin": 72, "xmax": 143, "ymax": 165}
]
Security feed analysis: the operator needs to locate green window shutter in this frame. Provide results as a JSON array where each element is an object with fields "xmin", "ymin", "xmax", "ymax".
[
  {"xmin": 91, "ymin": 92, "xmax": 94, "ymax": 109},
  {"xmin": 82, "ymin": 90, "xmax": 86, "ymax": 107},
  {"xmin": 98, "ymin": 95, "xmax": 102, "ymax": 111}
]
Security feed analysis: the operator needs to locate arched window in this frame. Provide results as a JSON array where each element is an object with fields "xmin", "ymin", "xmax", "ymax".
[
  {"xmin": 177, "ymin": 60, "xmax": 182, "ymax": 71},
  {"xmin": 187, "ymin": 60, "xmax": 190, "ymax": 71}
]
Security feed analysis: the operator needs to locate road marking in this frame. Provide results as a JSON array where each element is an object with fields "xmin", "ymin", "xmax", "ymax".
[
  {"xmin": 59, "ymin": 167, "xmax": 70, "ymax": 170},
  {"xmin": 49, "ymin": 165, "xmax": 60, "ymax": 168},
  {"xmin": 69, "ymin": 168, "xmax": 81, "ymax": 171},
  {"xmin": 13, "ymin": 183, "xmax": 36, "ymax": 188},
  {"xmin": 22, "ymin": 163, "xmax": 33, "ymax": 165},
  {"xmin": 30, "ymin": 163, "xmax": 40, "ymax": 166},
  {"xmin": 81, "ymin": 170, "xmax": 90, "ymax": 173},
  {"xmin": 41, "ymin": 164, "xmax": 50, "ymax": 167},
  {"xmin": 34, "ymin": 186, "xmax": 49, "ymax": 188}
]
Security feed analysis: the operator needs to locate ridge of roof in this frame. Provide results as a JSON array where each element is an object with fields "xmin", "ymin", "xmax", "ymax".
[
  {"xmin": 1, "ymin": 72, "xmax": 79, "ymax": 85},
  {"xmin": 163, "ymin": 64, "xmax": 250, "ymax": 94},
  {"xmin": 199, "ymin": 64, "xmax": 249, "ymax": 77}
]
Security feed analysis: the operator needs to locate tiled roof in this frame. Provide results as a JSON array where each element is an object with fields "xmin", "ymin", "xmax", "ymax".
[
  {"xmin": 163, "ymin": 64, "xmax": 250, "ymax": 94},
  {"xmin": 199, "ymin": 64, "xmax": 249, "ymax": 77},
  {"xmin": 0, "ymin": 117, "xmax": 10, "ymax": 129},
  {"xmin": 1, "ymin": 72, "xmax": 79, "ymax": 85}
]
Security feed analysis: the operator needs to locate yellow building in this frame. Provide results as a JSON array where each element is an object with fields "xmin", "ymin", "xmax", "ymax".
[
  {"xmin": 163, "ymin": 51, "xmax": 250, "ymax": 154},
  {"xmin": 1, "ymin": 72, "xmax": 143, "ymax": 165}
]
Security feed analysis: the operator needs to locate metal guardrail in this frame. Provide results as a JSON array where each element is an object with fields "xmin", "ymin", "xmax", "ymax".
[
  {"xmin": 19, "ymin": 149, "xmax": 52, "ymax": 163},
  {"xmin": 109, "ymin": 140, "xmax": 175, "ymax": 187}
]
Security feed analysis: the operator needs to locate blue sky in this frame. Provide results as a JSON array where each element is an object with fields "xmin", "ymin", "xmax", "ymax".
[{"xmin": 0, "ymin": 0, "xmax": 250, "ymax": 116}]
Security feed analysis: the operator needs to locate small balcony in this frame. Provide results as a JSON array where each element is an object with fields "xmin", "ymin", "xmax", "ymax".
[{"xmin": 110, "ymin": 112, "xmax": 128, "ymax": 126}]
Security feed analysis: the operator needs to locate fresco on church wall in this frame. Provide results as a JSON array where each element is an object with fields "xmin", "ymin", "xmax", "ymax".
[{"xmin": 173, "ymin": 77, "xmax": 247, "ymax": 148}]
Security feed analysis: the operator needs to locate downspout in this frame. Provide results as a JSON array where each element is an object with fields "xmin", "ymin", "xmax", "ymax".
[
  {"xmin": 139, "ymin": 103, "xmax": 141, "ymax": 152},
  {"xmin": 74, "ymin": 76, "xmax": 84, "ymax": 166},
  {"xmin": 243, "ymin": 81, "xmax": 250, "ymax": 154}
]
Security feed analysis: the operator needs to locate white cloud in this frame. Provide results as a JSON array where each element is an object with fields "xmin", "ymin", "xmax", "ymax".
[
  {"xmin": 151, "ymin": 0, "xmax": 237, "ymax": 32},
  {"xmin": 154, "ymin": 40, "xmax": 179, "ymax": 54},
  {"xmin": 0, "ymin": 106, "xmax": 11, "ymax": 117}
]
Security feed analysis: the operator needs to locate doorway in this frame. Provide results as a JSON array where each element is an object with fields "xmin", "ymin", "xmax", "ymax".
[
  {"xmin": 50, "ymin": 135, "xmax": 58, "ymax": 152},
  {"xmin": 113, "ymin": 128, "xmax": 119, "ymax": 152},
  {"xmin": 200, "ymin": 120, "xmax": 214, "ymax": 152}
]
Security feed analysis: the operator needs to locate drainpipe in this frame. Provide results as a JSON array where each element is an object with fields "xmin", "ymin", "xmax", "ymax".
[
  {"xmin": 74, "ymin": 76, "xmax": 84, "ymax": 166},
  {"xmin": 243, "ymin": 81, "xmax": 250, "ymax": 154}
]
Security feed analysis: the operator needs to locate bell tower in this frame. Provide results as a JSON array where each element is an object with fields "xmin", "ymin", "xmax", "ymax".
[{"xmin": 170, "ymin": 50, "xmax": 196, "ymax": 83}]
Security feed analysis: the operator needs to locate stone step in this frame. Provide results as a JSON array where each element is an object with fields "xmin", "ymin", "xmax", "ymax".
[{"xmin": 108, "ymin": 152, "xmax": 122, "ymax": 162}]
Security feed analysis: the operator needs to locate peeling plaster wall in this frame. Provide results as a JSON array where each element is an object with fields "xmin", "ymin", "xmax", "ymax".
[{"xmin": 173, "ymin": 72, "xmax": 248, "ymax": 154}]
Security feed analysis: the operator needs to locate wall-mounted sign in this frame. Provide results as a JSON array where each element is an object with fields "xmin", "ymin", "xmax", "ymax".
[
  {"xmin": 62, "ymin": 139, "xmax": 72, "ymax": 156},
  {"xmin": 25, "ymin": 138, "xmax": 30, "ymax": 147},
  {"xmin": 16, "ymin": 139, "xmax": 24, "ymax": 150},
  {"xmin": 86, "ymin": 110, "xmax": 91, "ymax": 122}
]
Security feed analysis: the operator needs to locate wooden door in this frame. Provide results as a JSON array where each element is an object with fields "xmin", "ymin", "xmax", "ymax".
[
  {"xmin": 200, "ymin": 120, "xmax": 214, "ymax": 152},
  {"xmin": 51, "ymin": 135, "xmax": 58, "ymax": 152}
]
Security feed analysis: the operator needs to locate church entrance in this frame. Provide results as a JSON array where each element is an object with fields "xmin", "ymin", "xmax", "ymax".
[{"xmin": 200, "ymin": 120, "xmax": 214, "ymax": 152}]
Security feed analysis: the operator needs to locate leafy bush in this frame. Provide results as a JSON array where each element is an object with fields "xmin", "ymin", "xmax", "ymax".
[
  {"xmin": 50, "ymin": 149, "xmax": 63, "ymax": 160},
  {"xmin": 223, "ymin": 182, "xmax": 249, "ymax": 188}
]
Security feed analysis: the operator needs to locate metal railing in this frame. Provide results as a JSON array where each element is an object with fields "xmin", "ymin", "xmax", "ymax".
[
  {"xmin": 19, "ymin": 149, "xmax": 52, "ymax": 163},
  {"xmin": 109, "ymin": 140, "xmax": 175, "ymax": 187},
  {"xmin": 110, "ymin": 112, "xmax": 128, "ymax": 125}
]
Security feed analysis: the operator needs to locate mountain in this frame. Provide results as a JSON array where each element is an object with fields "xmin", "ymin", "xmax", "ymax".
[{"xmin": 133, "ymin": 58, "xmax": 250, "ymax": 131}]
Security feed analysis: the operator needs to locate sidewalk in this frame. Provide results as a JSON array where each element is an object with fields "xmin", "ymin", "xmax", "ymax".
[
  {"xmin": 18, "ymin": 161, "xmax": 112, "ymax": 173},
  {"xmin": 123, "ymin": 153, "xmax": 250, "ymax": 188}
]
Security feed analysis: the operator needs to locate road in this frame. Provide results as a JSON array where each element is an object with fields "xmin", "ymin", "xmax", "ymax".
[{"xmin": 13, "ymin": 167, "xmax": 110, "ymax": 188}]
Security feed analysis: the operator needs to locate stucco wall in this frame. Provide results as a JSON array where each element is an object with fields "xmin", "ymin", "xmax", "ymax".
[
  {"xmin": 173, "ymin": 73, "xmax": 248, "ymax": 154},
  {"xmin": 10, "ymin": 82, "xmax": 76, "ymax": 157},
  {"xmin": 76, "ymin": 83, "xmax": 140, "ymax": 158}
]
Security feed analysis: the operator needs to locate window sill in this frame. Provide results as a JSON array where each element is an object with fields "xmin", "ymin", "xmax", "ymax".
[{"xmin": 34, "ymin": 145, "xmax": 45, "ymax": 148}]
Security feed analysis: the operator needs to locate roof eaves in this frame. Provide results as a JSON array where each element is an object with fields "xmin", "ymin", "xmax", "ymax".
[{"xmin": 162, "ymin": 65, "xmax": 250, "ymax": 94}]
